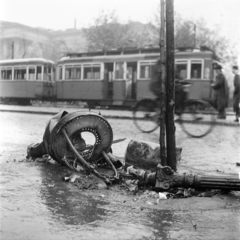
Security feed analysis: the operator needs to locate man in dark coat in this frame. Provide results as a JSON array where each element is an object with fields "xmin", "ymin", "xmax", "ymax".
[
  {"xmin": 211, "ymin": 65, "xmax": 229, "ymax": 119},
  {"xmin": 232, "ymin": 65, "xmax": 240, "ymax": 122}
]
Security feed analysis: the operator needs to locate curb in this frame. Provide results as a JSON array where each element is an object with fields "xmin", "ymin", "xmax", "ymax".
[
  {"xmin": 0, "ymin": 108, "xmax": 239, "ymax": 126},
  {"xmin": 0, "ymin": 109, "xmax": 133, "ymax": 120}
]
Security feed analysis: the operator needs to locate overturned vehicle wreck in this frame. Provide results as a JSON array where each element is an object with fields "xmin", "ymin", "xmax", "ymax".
[{"xmin": 27, "ymin": 111, "xmax": 240, "ymax": 193}]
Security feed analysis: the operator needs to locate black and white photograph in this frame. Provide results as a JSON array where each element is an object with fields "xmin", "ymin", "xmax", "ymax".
[{"xmin": 0, "ymin": 0, "xmax": 240, "ymax": 239}]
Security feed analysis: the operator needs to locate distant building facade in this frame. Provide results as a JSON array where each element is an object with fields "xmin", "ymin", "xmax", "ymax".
[{"xmin": 0, "ymin": 21, "xmax": 88, "ymax": 61}]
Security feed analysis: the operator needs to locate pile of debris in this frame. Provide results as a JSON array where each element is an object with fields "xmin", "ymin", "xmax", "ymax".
[{"xmin": 25, "ymin": 111, "xmax": 240, "ymax": 197}]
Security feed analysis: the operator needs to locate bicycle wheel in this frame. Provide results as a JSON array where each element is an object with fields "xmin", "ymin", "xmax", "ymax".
[
  {"xmin": 133, "ymin": 99, "xmax": 159, "ymax": 133},
  {"xmin": 178, "ymin": 100, "xmax": 217, "ymax": 138}
]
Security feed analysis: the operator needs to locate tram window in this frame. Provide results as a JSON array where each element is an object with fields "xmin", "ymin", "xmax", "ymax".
[
  {"xmin": 14, "ymin": 67, "xmax": 26, "ymax": 80},
  {"xmin": 176, "ymin": 63, "xmax": 187, "ymax": 79},
  {"xmin": 36, "ymin": 66, "xmax": 42, "ymax": 80},
  {"xmin": 140, "ymin": 63, "xmax": 154, "ymax": 79},
  {"xmin": 52, "ymin": 68, "xmax": 55, "ymax": 81},
  {"xmin": 65, "ymin": 66, "xmax": 81, "ymax": 80},
  {"xmin": 115, "ymin": 62, "xmax": 124, "ymax": 79},
  {"xmin": 44, "ymin": 66, "xmax": 52, "ymax": 81},
  {"xmin": 191, "ymin": 63, "xmax": 202, "ymax": 79},
  {"xmin": 58, "ymin": 66, "xmax": 63, "ymax": 80},
  {"xmin": 28, "ymin": 67, "xmax": 36, "ymax": 80},
  {"xmin": 1, "ymin": 68, "xmax": 12, "ymax": 80},
  {"xmin": 83, "ymin": 65, "xmax": 101, "ymax": 80},
  {"xmin": 65, "ymin": 67, "xmax": 71, "ymax": 80},
  {"xmin": 204, "ymin": 67, "xmax": 210, "ymax": 79}
]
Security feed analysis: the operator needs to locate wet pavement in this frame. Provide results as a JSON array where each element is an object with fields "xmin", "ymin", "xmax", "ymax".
[
  {"xmin": 0, "ymin": 104, "xmax": 239, "ymax": 122},
  {"xmin": 0, "ymin": 108, "xmax": 240, "ymax": 240}
]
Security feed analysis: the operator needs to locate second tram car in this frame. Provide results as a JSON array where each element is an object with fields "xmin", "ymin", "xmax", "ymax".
[{"xmin": 0, "ymin": 58, "xmax": 55, "ymax": 105}]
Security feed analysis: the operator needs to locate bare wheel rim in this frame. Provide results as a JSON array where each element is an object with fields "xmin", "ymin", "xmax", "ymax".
[
  {"xmin": 179, "ymin": 101, "xmax": 216, "ymax": 138},
  {"xmin": 133, "ymin": 100, "xmax": 159, "ymax": 133},
  {"xmin": 49, "ymin": 111, "xmax": 113, "ymax": 164}
]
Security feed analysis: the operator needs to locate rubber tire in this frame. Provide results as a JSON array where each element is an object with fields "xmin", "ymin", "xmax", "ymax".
[{"xmin": 49, "ymin": 111, "xmax": 113, "ymax": 164}]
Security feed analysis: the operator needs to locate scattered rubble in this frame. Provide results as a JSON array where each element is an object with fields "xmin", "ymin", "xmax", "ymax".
[{"xmin": 24, "ymin": 110, "xmax": 240, "ymax": 203}]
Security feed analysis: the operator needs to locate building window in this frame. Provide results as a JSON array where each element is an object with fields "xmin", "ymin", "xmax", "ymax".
[
  {"xmin": 83, "ymin": 64, "xmax": 101, "ymax": 80},
  {"xmin": 14, "ymin": 67, "xmax": 26, "ymax": 80},
  {"xmin": 115, "ymin": 62, "xmax": 124, "ymax": 79},
  {"xmin": 1, "ymin": 68, "xmax": 12, "ymax": 80},
  {"xmin": 65, "ymin": 65, "xmax": 81, "ymax": 80}
]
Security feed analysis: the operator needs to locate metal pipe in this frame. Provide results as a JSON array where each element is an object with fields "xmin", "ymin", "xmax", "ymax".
[
  {"xmin": 62, "ymin": 129, "xmax": 111, "ymax": 184},
  {"xmin": 154, "ymin": 164, "xmax": 240, "ymax": 191},
  {"xmin": 102, "ymin": 151, "xmax": 119, "ymax": 180}
]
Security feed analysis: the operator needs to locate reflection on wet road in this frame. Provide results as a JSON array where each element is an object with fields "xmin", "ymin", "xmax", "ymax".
[
  {"xmin": 0, "ymin": 112, "xmax": 240, "ymax": 240},
  {"xmin": 1, "ymin": 160, "xmax": 239, "ymax": 240},
  {"xmin": 1, "ymin": 161, "xmax": 172, "ymax": 240}
]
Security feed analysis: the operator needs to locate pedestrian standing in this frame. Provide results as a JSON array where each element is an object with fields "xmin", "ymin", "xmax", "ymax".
[
  {"xmin": 232, "ymin": 65, "xmax": 240, "ymax": 122},
  {"xmin": 211, "ymin": 65, "xmax": 229, "ymax": 119}
]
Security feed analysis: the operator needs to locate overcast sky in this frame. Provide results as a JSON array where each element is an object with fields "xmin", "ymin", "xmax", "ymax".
[
  {"xmin": 0, "ymin": 0, "xmax": 239, "ymax": 31},
  {"xmin": 1, "ymin": 0, "xmax": 240, "ymax": 62}
]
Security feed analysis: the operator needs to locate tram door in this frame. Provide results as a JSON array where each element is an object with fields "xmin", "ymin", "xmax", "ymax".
[
  {"xmin": 104, "ymin": 63, "xmax": 114, "ymax": 99},
  {"xmin": 42, "ymin": 66, "xmax": 55, "ymax": 98},
  {"xmin": 126, "ymin": 62, "xmax": 137, "ymax": 100}
]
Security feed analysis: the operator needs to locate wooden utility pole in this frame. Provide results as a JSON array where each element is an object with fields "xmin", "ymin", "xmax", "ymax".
[
  {"xmin": 159, "ymin": 0, "xmax": 167, "ymax": 166},
  {"xmin": 165, "ymin": 0, "xmax": 176, "ymax": 171}
]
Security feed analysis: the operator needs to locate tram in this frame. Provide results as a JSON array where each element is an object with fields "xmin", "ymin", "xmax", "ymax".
[
  {"xmin": 56, "ymin": 47, "xmax": 216, "ymax": 108},
  {"xmin": 0, "ymin": 58, "xmax": 55, "ymax": 105}
]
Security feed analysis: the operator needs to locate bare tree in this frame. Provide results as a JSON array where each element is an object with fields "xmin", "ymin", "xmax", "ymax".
[
  {"xmin": 195, "ymin": 18, "xmax": 238, "ymax": 64},
  {"xmin": 41, "ymin": 39, "xmax": 70, "ymax": 62},
  {"xmin": 151, "ymin": 8, "xmax": 239, "ymax": 64},
  {"xmin": 174, "ymin": 15, "xmax": 238, "ymax": 63},
  {"xmin": 174, "ymin": 14, "xmax": 196, "ymax": 48},
  {"xmin": 83, "ymin": 11, "xmax": 134, "ymax": 51},
  {"xmin": 126, "ymin": 22, "xmax": 158, "ymax": 48},
  {"xmin": 83, "ymin": 11, "xmax": 160, "ymax": 51},
  {"xmin": 25, "ymin": 42, "xmax": 43, "ymax": 58}
]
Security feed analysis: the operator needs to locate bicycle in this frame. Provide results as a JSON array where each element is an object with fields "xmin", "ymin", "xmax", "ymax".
[{"xmin": 133, "ymin": 81, "xmax": 217, "ymax": 138}]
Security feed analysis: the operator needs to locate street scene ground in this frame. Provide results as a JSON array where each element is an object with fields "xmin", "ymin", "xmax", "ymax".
[{"xmin": 0, "ymin": 106, "xmax": 240, "ymax": 240}]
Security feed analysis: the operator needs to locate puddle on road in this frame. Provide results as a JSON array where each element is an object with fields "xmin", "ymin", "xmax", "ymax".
[
  {"xmin": 0, "ymin": 161, "xmax": 171, "ymax": 240},
  {"xmin": 1, "ymin": 159, "xmax": 240, "ymax": 240}
]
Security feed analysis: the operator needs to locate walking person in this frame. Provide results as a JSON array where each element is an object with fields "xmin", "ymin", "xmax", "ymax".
[
  {"xmin": 232, "ymin": 65, "xmax": 240, "ymax": 122},
  {"xmin": 211, "ymin": 65, "xmax": 229, "ymax": 119}
]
